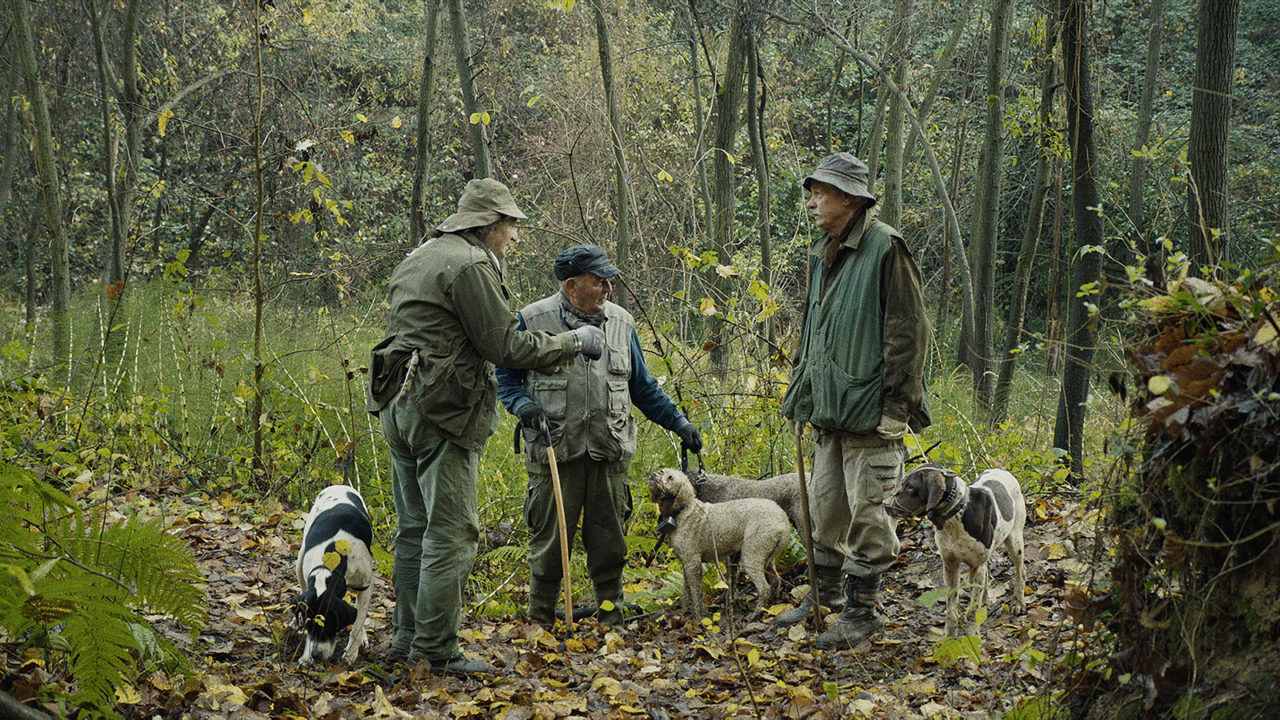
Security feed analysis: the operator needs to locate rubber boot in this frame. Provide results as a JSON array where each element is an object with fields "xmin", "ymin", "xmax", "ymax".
[
  {"xmin": 528, "ymin": 578, "xmax": 558, "ymax": 625},
  {"xmin": 388, "ymin": 567, "xmax": 416, "ymax": 660},
  {"xmin": 595, "ymin": 578, "xmax": 624, "ymax": 626},
  {"xmin": 774, "ymin": 565, "xmax": 845, "ymax": 627},
  {"xmin": 815, "ymin": 573, "xmax": 885, "ymax": 650}
]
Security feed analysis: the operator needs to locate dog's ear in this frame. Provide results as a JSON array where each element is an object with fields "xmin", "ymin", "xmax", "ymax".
[{"xmin": 925, "ymin": 468, "xmax": 947, "ymax": 510}]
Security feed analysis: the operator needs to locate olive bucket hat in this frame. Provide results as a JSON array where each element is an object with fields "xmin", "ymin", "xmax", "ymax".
[
  {"xmin": 436, "ymin": 178, "xmax": 528, "ymax": 234},
  {"xmin": 801, "ymin": 152, "xmax": 877, "ymax": 205}
]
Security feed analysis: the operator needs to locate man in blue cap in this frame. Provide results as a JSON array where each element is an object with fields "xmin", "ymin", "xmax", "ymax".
[{"xmin": 497, "ymin": 244, "xmax": 702, "ymax": 625}]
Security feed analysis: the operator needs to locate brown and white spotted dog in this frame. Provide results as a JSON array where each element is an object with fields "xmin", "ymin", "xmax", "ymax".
[{"xmin": 887, "ymin": 464, "xmax": 1026, "ymax": 637}]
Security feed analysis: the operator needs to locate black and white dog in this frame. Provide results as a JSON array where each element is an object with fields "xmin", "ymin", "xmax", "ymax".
[
  {"xmin": 294, "ymin": 485, "xmax": 375, "ymax": 665},
  {"xmin": 887, "ymin": 464, "xmax": 1026, "ymax": 637}
]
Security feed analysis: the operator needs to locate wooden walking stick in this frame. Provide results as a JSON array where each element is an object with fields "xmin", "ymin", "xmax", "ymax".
[
  {"xmin": 540, "ymin": 417, "xmax": 575, "ymax": 631},
  {"xmin": 793, "ymin": 423, "xmax": 823, "ymax": 635}
]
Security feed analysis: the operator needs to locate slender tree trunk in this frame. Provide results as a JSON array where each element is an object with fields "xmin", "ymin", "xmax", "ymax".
[
  {"xmin": 937, "ymin": 115, "xmax": 968, "ymax": 338},
  {"xmin": 1054, "ymin": 0, "xmax": 1105, "ymax": 478},
  {"xmin": 880, "ymin": 0, "xmax": 913, "ymax": 227},
  {"xmin": 1187, "ymin": 0, "xmax": 1241, "ymax": 271},
  {"xmin": 684, "ymin": 1, "xmax": 714, "ymax": 239},
  {"xmin": 1128, "ymin": 0, "xmax": 1166, "ymax": 288},
  {"xmin": 970, "ymin": 0, "xmax": 1014, "ymax": 413},
  {"xmin": 824, "ymin": 16, "xmax": 852, "ymax": 153},
  {"xmin": 0, "ymin": 55, "xmax": 18, "ymax": 217},
  {"xmin": 12, "ymin": 0, "xmax": 71, "ymax": 368},
  {"xmin": 250, "ymin": 0, "xmax": 268, "ymax": 484},
  {"xmin": 410, "ymin": 0, "xmax": 442, "ymax": 245},
  {"xmin": 992, "ymin": 9, "xmax": 1057, "ymax": 425},
  {"xmin": 447, "ymin": 0, "xmax": 490, "ymax": 178},
  {"xmin": 746, "ymin": 31, "xmax": 772, "ymax": 341},
  {"xmin": 902, "ymin": 6, "xmax": 973, "ymax": 168},
  {"xmin": 862, "ymin": 83, "xmax": 889, "ymax": 179},
  {"xmin": 25, "ymin": 206, "xmax": 40, "ymax": 334},
  {"xmin": 707, "ymin": 1, "xmax": 750, "ymax": 372},
  {"xmin": 591, "ymin": 0, "xmax": 631, "ymax": 303},
  {"xmin": 1046, "ymin": 156, "xmax": 1065, "ymax": 375}
]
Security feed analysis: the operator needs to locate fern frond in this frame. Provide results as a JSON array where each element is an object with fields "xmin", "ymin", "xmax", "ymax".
[{"xmin": 57, "ymin": 587, "xmax": 136, "ymax": 718}]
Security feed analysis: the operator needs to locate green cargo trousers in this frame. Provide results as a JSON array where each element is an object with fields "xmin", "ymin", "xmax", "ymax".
[
  {"xmin": 808, "ymin": 432, "xmax": 905, "ymax": 578},
  {"xmin": 525, "ymin": 457, "xmax": 632, "ymax": 609},
  {"xmin": 381, "ymin": 396, "xmax": 480, "ymax": 663}
]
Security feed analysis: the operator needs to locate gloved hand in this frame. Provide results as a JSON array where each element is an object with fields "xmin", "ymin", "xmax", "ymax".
[
  {"xmin": 516, "ymin": 402, "xmax": 546, "ymax": 430},
  {"xmin": 875, "ymin": 415, "xmax": 908, "ymax": 440},
  {"xmin": 675, "ymin": 418, "xmax": 703, "ymax": 453},
  {"xmin": 569, "ymin": 325, "xmax": 606, "ymax": 360}
]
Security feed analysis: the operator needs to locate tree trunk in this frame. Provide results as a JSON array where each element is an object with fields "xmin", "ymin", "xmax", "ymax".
[
  {"xmin": 0, "ymin": 53, "xmax": 18, "ymax": 217},
  {"xmin": 880, "ymin": 0, "xmax": 913, "ymax": 227},
  {"xmin": 1046, "ymin": 156, "xmax": 1065, "ymax": 375},
  {"xmin": 12, "ymin": 0, "xmax": 71, "ymax": 367},
  {"xmin": 591, "ymin": 0, "xmax": 631, "ymax": 304},
  {"xmin": 1053, "ymin": 0, "xmax": 1105, "ymax": 478},
  {"xmin": 937, "ymin": 114, "xmax": 969, "ymax": 338},
  {"xmin": 902, "ymin": 6, "xmax": 973, "ymax": 169},
  {"xmin": 1186, "ymin": 0, "xmax": 1241, "ymax": 271},
  {"xmin": 250, "ymin": 0, "xmax": 268, "ymax": 484},
  {"xmin": 684, "ymin": 1, "xmax": 714, "ymax": 239},
  {"xmin": 969, "ymin": 0, "xmax": 1014, "ymax": 414},
  {"xmin": 1128, "ymin": 0, "xmax": 1166, "ymax": 288},
  {"xmin": 410, "ymin": 0, "xmax": 442, "ymax": 245},
  {"xmin": 992, "ymin": 9, "xmax": 1057, "ymax": 425},
  {"xmin": 446, "ymin": 0, "xmax": 490, "ymax": 178},
  {"xmin": 746, "ymin": 31, "xmax": 772, "ymax": 341},
  {"xmin": 862, "ymin": 80, "xmax": 889, "ymax": 179},
  {"xmin": 707, "ymin": 1, "xmax": 750, "ymax": 373}
]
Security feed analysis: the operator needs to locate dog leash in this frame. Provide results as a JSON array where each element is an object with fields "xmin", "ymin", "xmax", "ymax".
[{"xmin": 681, "ymin": 447, "xmax": 709, "ymax": 490}]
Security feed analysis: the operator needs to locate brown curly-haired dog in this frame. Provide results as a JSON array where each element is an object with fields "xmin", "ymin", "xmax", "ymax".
[{"xmin": 648, "ymin": 468, "xmax": 790, "ymax": 619}]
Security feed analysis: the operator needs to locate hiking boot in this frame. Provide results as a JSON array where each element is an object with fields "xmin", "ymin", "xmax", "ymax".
[
  {"xmin": 815, "ymin": 574, "xmax": 885, "ymax": 650},
  {"xmin": 596, "ymin": 580, "xmax": 624, "ymax": 626},
  {"xmin": 774, "ymin": 565, "xmax": 845, "ymax": 627},
  {"xmin": 385, "ymin": 643, "xmax": 410, "ymax": 664},
  {"xmin": 435, "ymin": 655, "xmax": 498, "ymax": 676}
]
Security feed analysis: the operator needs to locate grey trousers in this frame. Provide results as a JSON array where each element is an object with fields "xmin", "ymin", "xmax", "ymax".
[{"xmin": 807, "ymin": 432, "xmax": 905, "ymax": 578}]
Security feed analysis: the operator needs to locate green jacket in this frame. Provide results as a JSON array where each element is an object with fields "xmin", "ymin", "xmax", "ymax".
[
  {"xmin": 366, "ymin": 232, "xmax": 578, "ymax": 450},
  {"xmin": 781, "ymin": 213, "xmax": 931, "ymax": 434}
]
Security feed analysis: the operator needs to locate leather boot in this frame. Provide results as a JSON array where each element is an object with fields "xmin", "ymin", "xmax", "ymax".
[
  {"xmin": 815, "ymin": 573, "xmax": 885, "ymax": 650},
  {"xmin": 595, "ymin": 579, "xmax": 625, "ymax": 626},
  {"xmin": 774, "ymin": 565, "xmax": 845, "ymax": 627}
]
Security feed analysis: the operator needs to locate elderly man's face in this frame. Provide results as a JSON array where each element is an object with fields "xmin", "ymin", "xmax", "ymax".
[
  {"xmin": 805, "ymin": 181, "xmax": 861, "ymax": 237},
  {"xmin": 563, "ymin": 273, "xmax": 612, "ymax": 315},
  {"xmin": 484, "ymin": 219, "xmax": 519, "ymax": 258}
]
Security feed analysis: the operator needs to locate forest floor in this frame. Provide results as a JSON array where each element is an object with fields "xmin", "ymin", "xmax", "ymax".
[{"xmin": 7, "ymin": 484, "xmax": 1097, "ymax": 719}]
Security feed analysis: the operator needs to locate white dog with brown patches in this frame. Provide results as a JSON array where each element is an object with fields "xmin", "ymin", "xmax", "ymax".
[{"xmin": 887, "ymin": 464, "xmax": 1026, "ymax": 637}]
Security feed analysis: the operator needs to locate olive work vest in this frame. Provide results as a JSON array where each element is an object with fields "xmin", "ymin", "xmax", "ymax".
[
  {"xmin": 520, "ymin": 295, "xmax": 637, "ymax": 467},
  {"xmin": 781, "ymin": 221, "xmax": 896, "ymax": 433}
]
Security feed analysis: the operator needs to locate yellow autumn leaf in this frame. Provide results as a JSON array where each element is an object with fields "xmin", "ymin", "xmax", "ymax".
[
  {"xmin": 115, "ymin": 684, "xmax": 141, "ymax": 705},
  {"xmin": 302, "ymin": 7, "xmax": 313, "ymax": 24},
  {"xmin": 340, "ymin": 129, "xmax": 354, "ymax": 144},
  {"xmin": 157, "ymin": 108, "xmax": 174, "ymax": 137},
  {"xmin": 698, "ymin": 297, "xmax": 718, "ymax": 317},
  {"xmin": 715, "ymin": 264, "xmax": 739, "ymax": 279},
  {"xmin": 390, "ymin": 115, "xmax": 403, "ymax": 129},
  {"xmin": 657, "ymin": 169, "xmax": 674, "ymax": 183},
  {"xmin": 480, "ymin": 111, "xmax": 492, "ymax": 126},
  {"xmin": 334, "ymin": 539, "xmax": 352, "ymax": 556},
  {"xmin": 1147, "ymin": 375, "xmax": 1172, "ymax": 396},
  {"xmin": 746, "ymin": 647, "xmax": 761, "ymax": 666},
  {"xmin": 599, "ymin": 599, "xmax": 615, "ymax": 612},
  {"xmin": 1254, "ymin": 321, "xmax": 1278, "ymax": 348},
  {"xmin": 469, "ymin": 112, "xmax": 482, "ymax": 125},
  {"xmin": 355, "ymin": 112, "xmax": 369, "ymax": 123},
  {"xmin": 323, "ymin": 551, "xmax": 341, "ymax": 570}
]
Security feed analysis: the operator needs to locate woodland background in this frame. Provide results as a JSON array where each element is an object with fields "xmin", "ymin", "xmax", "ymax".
[{"xmin": 1, "ymin": 0, "xmax": 1278, "ymax": 718}]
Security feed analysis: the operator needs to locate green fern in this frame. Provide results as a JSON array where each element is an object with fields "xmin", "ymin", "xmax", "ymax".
[{"xmin": 0, "ymin": 462, "xmax": 207, "ymax": 718}]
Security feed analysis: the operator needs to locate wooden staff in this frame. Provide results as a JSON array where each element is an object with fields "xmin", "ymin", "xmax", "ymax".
[
  {"xmin": 793, "ymin": 423, "xmax": 823, "ymax": 635},
  {"xmin": 541, "ymin": 417, "xmax": 574, "ymax": 631}
]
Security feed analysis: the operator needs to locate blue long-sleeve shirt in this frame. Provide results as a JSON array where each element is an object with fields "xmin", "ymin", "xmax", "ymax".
[{"xmin": 496, "ymin": 312, "xmax": 686, "ymax": 432}]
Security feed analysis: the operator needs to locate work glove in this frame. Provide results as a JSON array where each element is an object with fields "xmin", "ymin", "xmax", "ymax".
[
  {"xmin": 516, "ymin": 402, "xmax": 546, "ymax": 431},
  {"xmin": 569, "ymin": 325, "xmax": 606, "ymax": 360},
  {"xmin": 674, "ymin": 418, "xmax": 703, "ymax": 453},
  {"xmin": 875, "ymin": 415, "xmax": 908, "ymax": 440}
]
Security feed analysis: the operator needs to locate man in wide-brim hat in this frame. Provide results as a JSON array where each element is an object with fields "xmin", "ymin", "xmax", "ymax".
[
  {"xmin": 775, "ymin": 152, "xmax": 932, "ymax": 650},
  {"xmin": 366, "ymin": 178, "xmax": 607, "ymax": 674}
]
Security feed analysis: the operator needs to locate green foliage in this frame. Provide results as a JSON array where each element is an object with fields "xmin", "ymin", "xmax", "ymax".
[
  {"xmin": 933, "ymin": 634, "xmax": 983, "ymax": 668},
  {"xmin": 0, "ymin": 461, "xmax": 206, "ymax": 716}
]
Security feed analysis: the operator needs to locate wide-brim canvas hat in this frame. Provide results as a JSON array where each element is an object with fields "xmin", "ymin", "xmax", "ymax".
[
  {"xmin": 801, "ymin": 152, "xmax": 877, "ymax": 205},
  {"xmin": 436, "ymin": 178, "xmax": 528, "ymax": 234}
]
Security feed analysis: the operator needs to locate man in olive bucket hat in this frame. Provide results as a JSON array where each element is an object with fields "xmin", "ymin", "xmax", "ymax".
[
  {"xmin": 775, "ymin": 152, "xmax": 932, "ymax": 650},
  {"xmin": 496, "ymin": 244, "xmax": 703, "ymax": 627},
  {"xmin": 366, "ymin": 179, "xmax": 607, "ymax": 674}
]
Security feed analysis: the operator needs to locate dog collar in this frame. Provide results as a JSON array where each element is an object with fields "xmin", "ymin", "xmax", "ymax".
[{"xmin": 927, "ymin": 473, "xmax": 967, "ymax": 529}]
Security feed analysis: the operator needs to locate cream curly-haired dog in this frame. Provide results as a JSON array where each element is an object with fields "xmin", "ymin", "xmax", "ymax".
[{"xmin": 648, "ymin": 468, "xmax": 790, "ymax": 619}]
